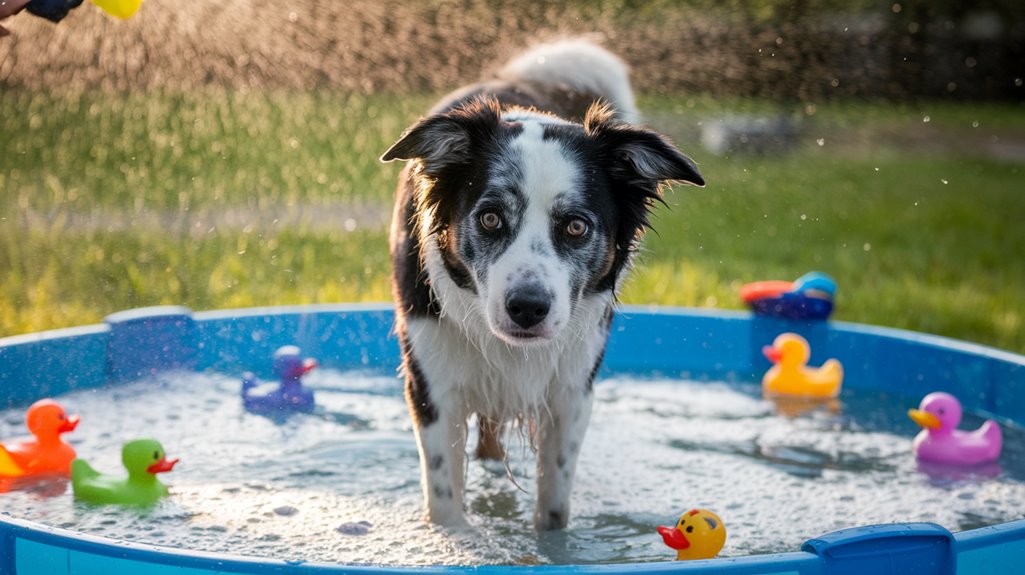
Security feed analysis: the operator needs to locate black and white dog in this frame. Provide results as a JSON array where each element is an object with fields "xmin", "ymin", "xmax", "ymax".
[{"xmin": 381, "ymin": 40, "xmax": 704, "ymax": 530}]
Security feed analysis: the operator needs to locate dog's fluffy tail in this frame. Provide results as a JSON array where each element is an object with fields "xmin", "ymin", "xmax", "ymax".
[{"xmin": 496, "ymin": 38, "xmax": 639, "ymax": 124}]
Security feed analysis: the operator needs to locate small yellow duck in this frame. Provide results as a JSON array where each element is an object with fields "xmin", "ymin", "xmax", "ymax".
[
  {"xmin": 657, "ymin": 508, "xmax": 726, "ymax": 560},
  {"xmin": 762, "ymin": 333, "xmax": 843, "ymax": 398}
]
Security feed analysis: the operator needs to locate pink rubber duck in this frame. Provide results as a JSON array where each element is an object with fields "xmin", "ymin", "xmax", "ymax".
[{"xmin": 908, "ymin": 392, "xmax": 1002, "ymax": 465}]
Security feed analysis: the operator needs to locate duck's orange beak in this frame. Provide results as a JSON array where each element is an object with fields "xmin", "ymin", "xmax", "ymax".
[
  {"xmin": 908, "ymin": 409, "xmax": 941, "ymax": 430},
  {"xmin": 58, "ymin": 415, "xmax": 80, "ymax": 434},
  {"xmin": 147, "ymin": 457, "xmax": 179, "ymax": 474},
  {"xmin": 657, "ymin": 525, "xmax": 691, "ymax": 550},
  {"xmin": 762, "ymin": 346, "xmax": 782, "ymax": 363}
]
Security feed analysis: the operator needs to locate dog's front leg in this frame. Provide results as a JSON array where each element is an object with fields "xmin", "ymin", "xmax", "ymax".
[
  {"xmin": 413, "ymin": 405, "xmax": 469, "ymax": 527},
  {"xmin": 534, "ymin": 385, "xmax": 594, "ymax": 530}
]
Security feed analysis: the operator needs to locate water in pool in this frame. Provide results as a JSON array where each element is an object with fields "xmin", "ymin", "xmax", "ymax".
[{"xmin": 2, "ymin": 370, "xmax": 1024, "ymax": 566}]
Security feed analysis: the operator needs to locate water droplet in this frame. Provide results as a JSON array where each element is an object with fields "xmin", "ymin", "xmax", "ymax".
[
  {"xmin": 863, "ymin": 243, "xmax": 872, "ymax": 252},
  {"xmin": 941, "ymin": 179, "xmax": 948, "ymax": 185}
]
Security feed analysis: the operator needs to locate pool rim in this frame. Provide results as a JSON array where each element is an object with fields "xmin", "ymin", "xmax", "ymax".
[{"xmin": 1, "ymin": 303, "xmax": 1024, "ymax": 574}]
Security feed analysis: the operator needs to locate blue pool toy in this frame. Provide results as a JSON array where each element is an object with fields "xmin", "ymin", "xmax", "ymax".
[
  {"xmin": 241, "ymin": 345, "xmax": 317, "ymax": 413},
  {"xmin": 740, "ymin": 271, "xmax": 836, "ymax": 320}
]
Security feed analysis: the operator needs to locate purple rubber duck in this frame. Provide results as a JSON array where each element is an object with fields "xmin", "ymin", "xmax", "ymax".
[
  {"xmin": 908, "ymin": 392, "xmax": 1002, "ymax": 465},
  {"xmin": 241, "ymin": 346, "xmax": 317, "ymax": 414}
]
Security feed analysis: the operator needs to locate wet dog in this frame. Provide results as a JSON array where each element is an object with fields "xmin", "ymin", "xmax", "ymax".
[{"xmin": 381, "ymin": 39, "xmax": 704, "ymax": 529}]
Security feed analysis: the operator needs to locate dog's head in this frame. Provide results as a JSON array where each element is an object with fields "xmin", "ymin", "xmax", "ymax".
[{"xmin": 382, "ymin": 98, "xmax": 703, "ymax": 346}]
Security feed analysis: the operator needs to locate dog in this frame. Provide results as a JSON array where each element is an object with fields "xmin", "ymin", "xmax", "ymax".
[{"xmin": 381, "ymin": 39, "xmax": 704, "ymax": 530}]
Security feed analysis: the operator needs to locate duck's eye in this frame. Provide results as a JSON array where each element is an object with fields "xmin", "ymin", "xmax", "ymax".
[
  {"xmin": 479, "ymin": 211, "xmax": 502, "ymax": 231},
  {"xmin": 686, "ymin": 526, "xmax": 694, "ymax": 533},
  {"xmin": 153, "ymin": 451, "xmax": 160, "ymax": 460},
  {"xmin": 938, "ymin": 408, "xmax": 945, "ymax": 415},
  {"xmin": 58, "ymin": 414, "xmax": 65, "ymax": 421},
  {"xmin": 565, "ymin": 218, "xmax": 589, "ymax": 237}
]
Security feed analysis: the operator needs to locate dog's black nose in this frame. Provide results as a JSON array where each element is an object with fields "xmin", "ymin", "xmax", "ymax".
[{"xmin": 506, "ymin": 287, "xmax": 551, "ymax": 329}]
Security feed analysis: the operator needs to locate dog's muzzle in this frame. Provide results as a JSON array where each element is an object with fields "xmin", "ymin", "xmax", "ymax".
[{"xmin": 505, "ymin": 285, "xmax": 551, "ymax": 330}]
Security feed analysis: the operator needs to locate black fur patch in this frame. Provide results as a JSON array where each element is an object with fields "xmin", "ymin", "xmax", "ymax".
[{"xmin": 400, "ymin": 334, "xmax": 438, "ymax": 426}]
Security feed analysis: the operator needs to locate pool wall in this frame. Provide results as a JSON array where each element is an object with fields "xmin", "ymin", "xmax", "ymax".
[{"xmin": 1, "ymin": 304, "xmax": 1024, "ymax": 574}]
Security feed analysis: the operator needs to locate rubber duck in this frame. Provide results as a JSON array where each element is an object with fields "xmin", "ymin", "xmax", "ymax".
[
  {"xmin": 762, "ymin": 332, "xmax": 843, "ymax": 398},
  {"xmin": 740, "ymin": 271, "xmax": 836, "ymax": 320},
  {"xmin": 0, "ymin": 399, "xmax": 80, "ymax": 478},
  {"xmin": 71, "ymin": 439, "xmax": 178, "ymax": 506},
  {"xmin": 657, "ymin": 509, "xmax": 726, "ymax": 560},
  {"xmin": 242, "ymin": 345, "xmax": 317, "ymax": 414},
  {"xmin": 908, "ymin": 392, "xmax": 1002, "ymax": 466}
]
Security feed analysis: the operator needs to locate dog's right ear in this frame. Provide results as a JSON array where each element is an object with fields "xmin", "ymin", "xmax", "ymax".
[
  {"xmin": 380, "ymin": 98, "xmax": 502, "ymax": 172},
  {"xmin": 380, "ymin": 115, "xmax": 473, "ymax": 167}
]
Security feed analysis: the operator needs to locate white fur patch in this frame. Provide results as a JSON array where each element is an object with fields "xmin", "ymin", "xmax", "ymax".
[
  {"xmin": 498, "ymin": 39, "xmax": 639, "ymax": 124},
  {"xmin": 482, "ymin": 120, "xmax": 580, "ymax": 342}
]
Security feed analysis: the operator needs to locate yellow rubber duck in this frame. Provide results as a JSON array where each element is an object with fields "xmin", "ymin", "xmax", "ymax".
[
  {"xmin": 762, "ymin": 333, "xmax": 843, "ymax": 398},
  {"xmin": 657, "ymin": 508, "xmax": 726, "ymax": 560}
]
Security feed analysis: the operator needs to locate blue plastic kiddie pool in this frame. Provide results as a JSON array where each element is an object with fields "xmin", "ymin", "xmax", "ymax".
[{"xmin": 1, "ymin": 304, "xmax": 1023, "ymax": 574}]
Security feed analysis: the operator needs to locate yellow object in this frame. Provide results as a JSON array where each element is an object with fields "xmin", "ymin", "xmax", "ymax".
[
  {"xmin": 0, "ymin": 446, "xmax": 25, "ymax": 477},
  {"xmin": 658, "ymin": 509, "xmax": 727, "ymax": 561},
  {"xmin": 908, "ymin": 409, "xmax": 941, "ymax": 429},
  {"xmin": 762, "ymin": 333, "xmax": 843, "ymax": 398},
  {"xmin": 91, "ymin": 0, "xmax": 142, "ymax": 19}
]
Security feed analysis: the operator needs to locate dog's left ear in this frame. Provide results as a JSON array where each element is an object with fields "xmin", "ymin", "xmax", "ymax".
[{"xmin": 584, "ymin": 103, "xmax": 705, "ymax": 189}]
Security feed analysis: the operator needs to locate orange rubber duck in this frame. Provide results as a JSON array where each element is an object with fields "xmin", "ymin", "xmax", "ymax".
[
  {"xmin": 0, "ymin": 399, "xmax": 80, "ymax": 478},
  {"xmin": 762, "ymin": 333, "xmax": 843, "ymax": 399}
]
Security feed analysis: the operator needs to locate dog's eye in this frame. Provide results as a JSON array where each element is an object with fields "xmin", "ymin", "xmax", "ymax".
[
  {"xmin": 479, "ymin": 211, "xmax": 503, "ymax": 231},
  {"xmin": 565, "ymin": 218, "xmax": 589, "ymax": 238}
]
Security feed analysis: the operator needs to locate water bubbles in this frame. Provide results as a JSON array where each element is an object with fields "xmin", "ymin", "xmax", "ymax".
[
  {"xmin": 941, "ymin": 178, "xmax": 949, "ymax": 185},
  {"xmin": 863, "ymin": 243, "xmax": 872, "ymax": 251},
  {"xmin": 922, "ymin": 115, "xmax": 931, "ymax": 123},
  {"xmin": 800, "ymin": 214, "xmax": 807, "ymax": 221},
  {"xmin": 816, "ymin": 138, "xmax": 825, "ymax": 147},
  {"xmin": 972, "ymin": 121, "xmax": 980, "ymax": 128}
]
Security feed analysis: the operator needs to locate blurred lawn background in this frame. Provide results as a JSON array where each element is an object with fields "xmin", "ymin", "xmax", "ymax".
[{"xmin": 1, "ymin": 0, "xmax": 1024, "ymax": 354}]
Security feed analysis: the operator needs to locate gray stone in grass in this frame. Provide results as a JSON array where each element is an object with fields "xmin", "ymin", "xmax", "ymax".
[{"xmin": 701, "ymin": 116, "xmax": 799, "ymax": 155}]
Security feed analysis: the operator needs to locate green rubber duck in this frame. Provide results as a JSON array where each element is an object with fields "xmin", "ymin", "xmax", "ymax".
[{"xmin": 71, "ymin": 439, "xmax": 178, "ymax": 506}]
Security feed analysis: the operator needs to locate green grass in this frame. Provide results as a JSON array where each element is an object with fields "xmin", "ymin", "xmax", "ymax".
[{"xmin": 2, "ymin": 90, "xmax": 1024, "ymax": 355}]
